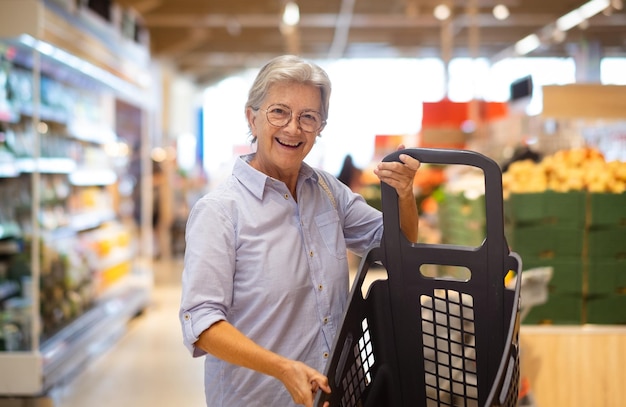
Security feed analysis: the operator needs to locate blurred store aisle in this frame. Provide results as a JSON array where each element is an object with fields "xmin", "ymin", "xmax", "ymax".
[
  {"xmin": 51, "ymin": 258, "xmax": 206, "ymax": 407},
  {"xmin": 48, "ymin": 256, "xmax": 377, "ymax": 407}
]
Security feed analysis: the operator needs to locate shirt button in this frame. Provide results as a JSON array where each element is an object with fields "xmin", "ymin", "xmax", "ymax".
[
  {"xmin": 309, "ymin": 251, "xmax": 314, "ymax": 257},
  {"xmin": 323, "ymin": 317, "xmax": 329, "ymax": 324},
  {"xmin": 323, "ymin": 352, "xmax": 329, "ymax": 359},
  {"xmin": 184, "ymin": 313, "xmax": 190, "ymax": 321},
  {"xmin": 284, "ymin": 194, "xmax": 289, "ymax": 199},
  {"xmin": 318, "ymin": 284, "xmax": 323, "ymax": 291}
]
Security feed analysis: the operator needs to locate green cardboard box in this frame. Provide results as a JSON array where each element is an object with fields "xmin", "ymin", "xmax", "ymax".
[
  {"xmin": 506, "ymin": 191, "xmax": 586, "ymax": 227},
  {"xmin": 586, "ymin": 294, "xmax": 626, "ymax": 324},
  {"xmin": 522, "ymin": 257, "xmax": 583, "ymax": 295},
  {"xmin": 507, "ymin": 225, "xmax": 584, "ymax": 259},
  {"xmin": 522, "ymin": 293, "xmax": 583, "ymax": 325},
  {"xmin": 589, "ymin": 193, "xmax": 626, "ymax": 227},
  {"xmin": 587, "ymin": 259, "xmax": 626, "ymax": 295},
  {"xmin": 587, "ymin": 227, "xmax": 626, "ymax": 259}
]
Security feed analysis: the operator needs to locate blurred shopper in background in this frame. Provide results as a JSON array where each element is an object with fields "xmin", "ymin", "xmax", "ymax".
[
  {"xmin": 179, "ymin": 55, "xmax": 421, "ymax": 407},
  {"xmin": 502, "ymin": 144, "xmax": 542, "ymax": 172},
  {"xmin": 337, "ymin": 154, "xmax": 363, "ymax": 193}
]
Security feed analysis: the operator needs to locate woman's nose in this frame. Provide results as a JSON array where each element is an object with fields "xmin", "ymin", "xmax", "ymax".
[{"xmin": 284, "ymin": 115, "xmax": 302, "ymax": 133}]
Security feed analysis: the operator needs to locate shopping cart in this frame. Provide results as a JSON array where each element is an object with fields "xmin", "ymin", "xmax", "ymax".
[{"xmin": 316, "ymin": 148, "xmax": 522, "ymax": 407}]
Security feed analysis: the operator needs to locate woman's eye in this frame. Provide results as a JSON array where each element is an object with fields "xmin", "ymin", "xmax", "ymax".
[
  {"xmin": 301, "ymin": 112, "xmax": 320, "ymax": 123},
  {"xmin": 271, "ymin": 108, "xmax": 288, "ymax": 115}
]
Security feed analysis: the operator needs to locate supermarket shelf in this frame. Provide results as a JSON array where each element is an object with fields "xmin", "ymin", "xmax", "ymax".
[
  {"xmin": 0, "ymin": 281, "xmax": 20, "ymax": 302},
  {"xmin": 0, "ymin": 267, "xmax": 152, "ymax": 396},
  {"xmin": 0, "ymin": 161, "xmax": 19, "ymax": 178},
  {"xmin": 0, "ymin": 226, "xmax": 22, "ymax": 242},
  {"xmin": 16, "ymin": 158, "xmax": 76, "ymax": 174},
  {"xmin": 68, "ymin": 210, "xmax": 116, "ymax": 232},
  {"xmin": 0, "ymin": 0, "xmax": 155, "ymax": 401},
  {"xmin": 68, "ymin": 168, "xmax": 117, "ymax": 186}
]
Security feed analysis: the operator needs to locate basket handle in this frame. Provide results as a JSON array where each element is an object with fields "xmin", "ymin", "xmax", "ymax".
[{"xmin": 381, "ymin": 147, "xmax": 507, "ymax": 261}]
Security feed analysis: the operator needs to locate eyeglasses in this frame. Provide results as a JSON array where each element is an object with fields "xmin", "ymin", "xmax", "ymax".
[{"xmin": 260, "ymin": 103, "xmax": 325, "ymax": 134}]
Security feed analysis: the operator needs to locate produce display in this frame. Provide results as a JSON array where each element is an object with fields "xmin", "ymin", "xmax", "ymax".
[
  {"xmin": 502, "ymin": 147, "xmax": 626, "ymax": 197},
  {"xmin": 502, "ymin": 147, "xmax": 626, "ymax": 325}
]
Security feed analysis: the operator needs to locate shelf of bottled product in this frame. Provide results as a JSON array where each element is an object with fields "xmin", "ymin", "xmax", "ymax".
[{"xmin": 0, "ymin": 0, "xmax": 155, "ymax": 397}]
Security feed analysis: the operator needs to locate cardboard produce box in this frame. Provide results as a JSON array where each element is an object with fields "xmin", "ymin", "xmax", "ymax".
[{"xmin": 506, "ymin": 191, "xmax": 586, "ymax": 227}]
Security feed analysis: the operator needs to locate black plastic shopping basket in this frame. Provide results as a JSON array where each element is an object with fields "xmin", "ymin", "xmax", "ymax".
[{"xmin": 316, "ymin": 148, "xmax": 522, "ymax": 407}]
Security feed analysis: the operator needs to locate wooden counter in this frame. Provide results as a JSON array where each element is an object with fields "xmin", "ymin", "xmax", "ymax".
[{"xmin": 520, "ymin": 325, "xmax": 626, "ymax": 407}]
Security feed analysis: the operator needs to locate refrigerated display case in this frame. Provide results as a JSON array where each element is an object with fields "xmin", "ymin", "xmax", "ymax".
[{"xmin": 0, "ymin": 0, "xmax": 155, "ymax": 399}]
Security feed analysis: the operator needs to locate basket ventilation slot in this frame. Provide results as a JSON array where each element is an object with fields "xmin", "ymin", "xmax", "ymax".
[
  {"xmin": 421, "ymin": 289, "xmax": 478, "ymax": 407},
  {"xmin": 340, "ymin": 317, "xmax": 375, "ymax": 407}
]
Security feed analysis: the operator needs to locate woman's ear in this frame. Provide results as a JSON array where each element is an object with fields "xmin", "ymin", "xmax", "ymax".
[
  {"xmin": 246, "ymin": 107, "xmax": 258, "ymax": 136},
  {"xmin": 317, "ymin": 123, "xmax": 326, "ymax": 138}
]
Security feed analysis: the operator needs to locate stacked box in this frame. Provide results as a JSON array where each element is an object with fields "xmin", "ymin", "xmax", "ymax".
[
  {"xmin": 438, "ymin": 192, "xmax": 486, "ymax": 247},
  {"xmin": 505, "ymin": 191, "xmax": 586, "ymax": 227},
  {"xmin": 586, "ymin": 294, "xmax": 626, "ymax": 324},
  {"xmin": 505, "ymin": 191, "xmax": 626, "ymax": 325},
  {"xmin": 586, "ymin": 193, "xmax": 626, "ymax": 324},
  {"xmin": 522, "ymin": 294, "xmax": 585, "ymax": 325},
  {"xmin": 588, "ymin": 193, "xmax": 626, "ymax": 228},
  {"xmin": 520, "ymin": 258, "xmax": 584, "ymax": 324},
  {"xmin": 505, "ymin": 192, "xmax": 586, "ymax": 324},
  {"xmin": 586, "ymin": 258, "xmax": 626, "ymax": 325},
  {"xmin": 587, "ymin": 259, "xmax": 626, "ymax": 296}
]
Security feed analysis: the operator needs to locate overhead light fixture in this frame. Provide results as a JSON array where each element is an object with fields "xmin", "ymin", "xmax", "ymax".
[
  {"xmin": 580, "ymin": 0, "xmax": 611, "ymax": 16},
  {"xmin": 556, "ymin": 0, "xmax": 610, "ymax": 31},
  {"xmin": 515, "ymin": 34, "xmax": 541, "ymax": 55},
  {"xmin": 282, "ymin": 2, "xmax": 300, "ymax": 26},
  {"xmin": 492, "ymin": 4, "xmax": 510, "ymax": 20},
  {"xmin": 552, "ymin": 28, "xmax": 567, "ymax": 43},
  {"xmin": 433, "ymin": 4, "xmax": 451, "ymax": 21}
]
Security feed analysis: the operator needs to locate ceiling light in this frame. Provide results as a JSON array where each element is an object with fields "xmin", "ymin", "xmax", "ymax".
[
  {"xmin": 556, "ymin": 0, "xmax": 610, "ymax": 31},
  {"xmin": 492, "ymin": 4, "xmax": 510, "ymax": 20},
  {"xmin": 151, "ymin": 147, "xmax": 167, "ymax": 163},
  {"xmin": 282, "ymin": 2, "xmax": 300, "ymax": 26},
  {"xmin": 515, "ymin": 34, "xmax": 540, "ymax": 55},
  {"xmin": 556, "ymin": 11, "xmax": 584, "ymax": 31},
  {"xmin": 433, "ymin": 4, "xmax": 451, "ymax": 21},
  {"xmin": 580, "ymin": 0, "xmax": 611, "ymax": 17}
]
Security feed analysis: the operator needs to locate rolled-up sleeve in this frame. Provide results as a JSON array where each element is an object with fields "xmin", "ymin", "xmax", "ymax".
[{"xmin": 179, "ymin": 195, "xmax": 236, "ymax": 357}]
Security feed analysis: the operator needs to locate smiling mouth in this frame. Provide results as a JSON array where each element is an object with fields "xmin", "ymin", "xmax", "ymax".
[{"xmin": 276, "ymin": 138, "xmax": 303, "ymax": 148}]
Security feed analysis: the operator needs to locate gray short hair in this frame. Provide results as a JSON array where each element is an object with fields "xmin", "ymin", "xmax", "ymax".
[{"xmin": 245, "ymin": 55, "xmax": 331, "ymax": 137}]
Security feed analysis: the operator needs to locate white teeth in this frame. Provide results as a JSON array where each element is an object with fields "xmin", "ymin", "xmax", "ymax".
[{"xmin": 277, "ymin": 139, "xmax": 301, "ymax": 147}]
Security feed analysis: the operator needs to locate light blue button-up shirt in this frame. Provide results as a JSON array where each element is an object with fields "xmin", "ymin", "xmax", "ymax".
[{"xmin": 179, "ymin": 154, "xmax": 383, "ymax": 406}]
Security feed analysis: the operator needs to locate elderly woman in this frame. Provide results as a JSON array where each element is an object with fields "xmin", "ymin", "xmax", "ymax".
[{"xmin": 179, "ymin": 55, "xmax": 420, "ymax": 407}]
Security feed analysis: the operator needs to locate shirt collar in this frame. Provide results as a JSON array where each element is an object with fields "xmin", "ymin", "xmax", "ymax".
[{"xmin": 233, "ymin": 153, "xmax": 318, "ymax": 200}]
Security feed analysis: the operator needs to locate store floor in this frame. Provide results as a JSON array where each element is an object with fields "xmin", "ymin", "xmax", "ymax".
[
  {"xmin": 49, "ymin": 256, "xmax": 377, "ymax": 407},
  {"xmin": 51, "ymin": 257, "xmax": 206, "ymax": 407}
]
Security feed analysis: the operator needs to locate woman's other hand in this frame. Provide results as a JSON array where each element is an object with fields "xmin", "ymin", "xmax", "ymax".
[{"xmin": 278, "ymin": 359, "xmax": 331, "ymax": 407}]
